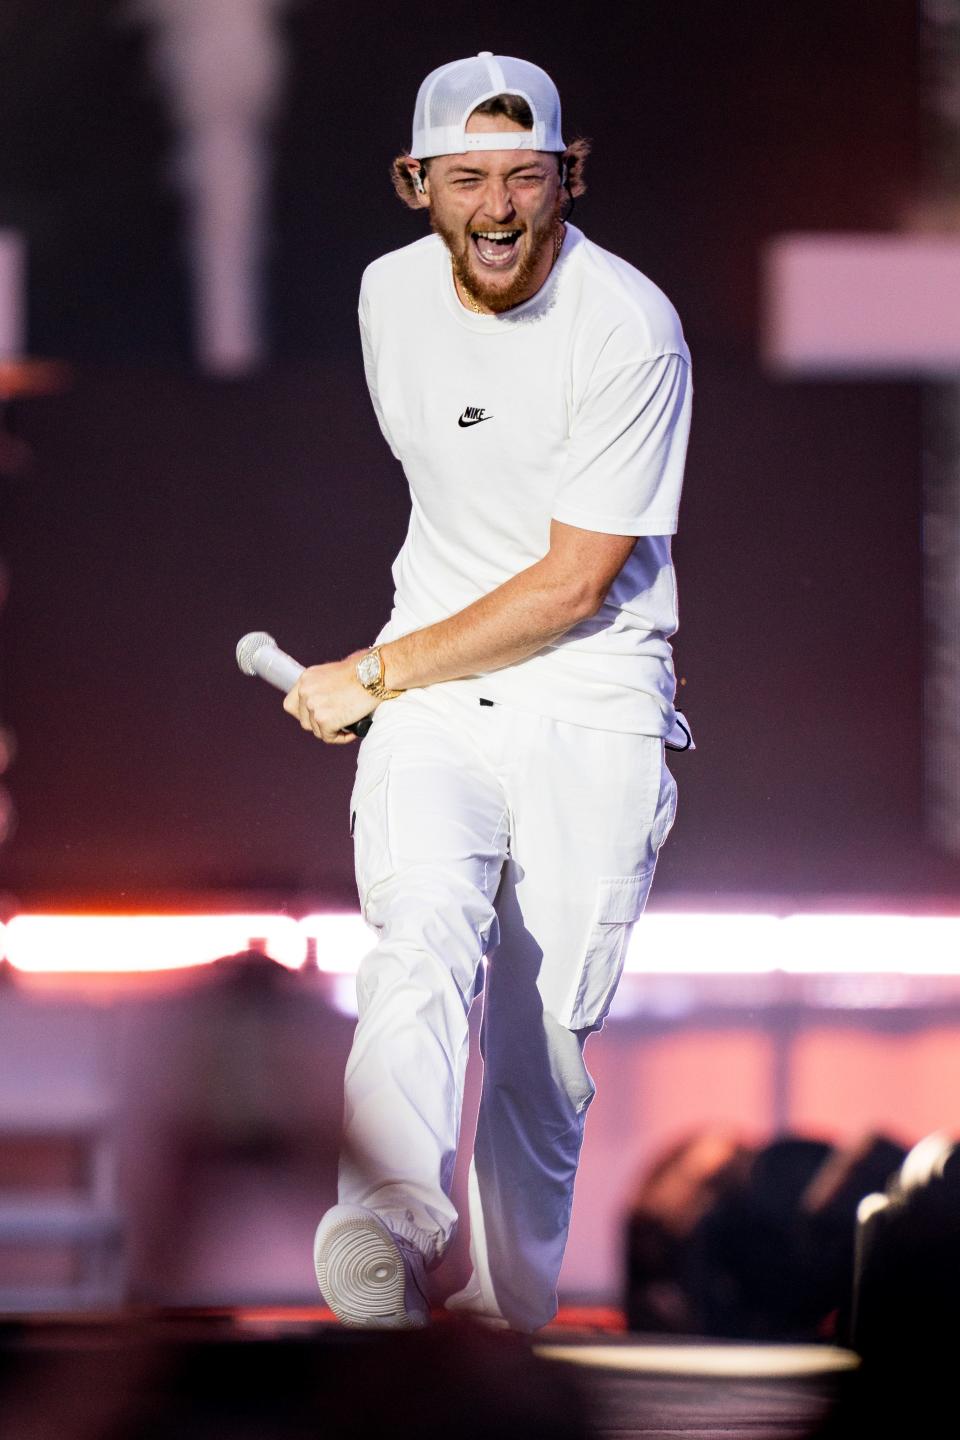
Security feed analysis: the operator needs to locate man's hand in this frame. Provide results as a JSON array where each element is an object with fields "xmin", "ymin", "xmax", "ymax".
[{"xmin": 282, "ymin": 651, "xmax": 377, "ymax": 744}]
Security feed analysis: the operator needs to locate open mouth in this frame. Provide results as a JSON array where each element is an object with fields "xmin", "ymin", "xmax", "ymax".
[{"xmin": 470, "ymin": 229, "xmax": 523, "ymax": 269}]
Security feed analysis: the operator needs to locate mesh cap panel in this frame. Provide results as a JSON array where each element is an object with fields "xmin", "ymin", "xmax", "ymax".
[{"xmin": 411, "ymin": 52, "xmax": 565, "ymax": 158}]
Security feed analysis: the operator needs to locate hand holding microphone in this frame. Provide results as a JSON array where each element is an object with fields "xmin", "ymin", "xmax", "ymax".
[{"xmin": 236, "ymin": 631, "xmax": 374, "ymax": 740}]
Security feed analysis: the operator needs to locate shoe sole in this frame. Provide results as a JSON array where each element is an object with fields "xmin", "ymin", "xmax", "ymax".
[{"xmin": 314, "ymin": 1205, "xmax": 426, "ymax": 1329}]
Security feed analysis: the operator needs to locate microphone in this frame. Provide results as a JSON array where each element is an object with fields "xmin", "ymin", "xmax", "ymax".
[{"xmin": 235, "ymin": 631, "xmax": 373, "ymax": 738}]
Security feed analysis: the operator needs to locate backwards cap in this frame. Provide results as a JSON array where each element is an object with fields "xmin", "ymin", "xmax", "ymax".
[{"xmin": 411, "ymin": 52, "xmax": 565, "ymax": 158}]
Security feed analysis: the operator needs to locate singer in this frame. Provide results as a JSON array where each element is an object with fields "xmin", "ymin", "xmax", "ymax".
[{"xmin": 284, "ymin": 53, "xmax": 692, "ymax": 1331}]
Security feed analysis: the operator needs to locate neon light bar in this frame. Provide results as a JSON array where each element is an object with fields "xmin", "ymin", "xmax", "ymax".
[
  {"xmin": 779, "ymin": 915, "xmax": 960, "ymax": 975},
  {"xmin": 625, "ymin": 914, "xmax": 781, "ymax": 973},
  {"xmin": 4, "ymin": 914, "xmax": 304, "ymax": 973},
  {"xmin": 2, "ymin": 912, "xmax": 960, "ymax": 976},
  {"xmin": 300, "ymin": 913, "xmax": 377, "ymax": 974}
]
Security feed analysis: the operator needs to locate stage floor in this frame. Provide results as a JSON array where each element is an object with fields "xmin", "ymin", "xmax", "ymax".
[{"xmin": 0, "ymin": 1307, "xmax": 855, "ymax": 1439}]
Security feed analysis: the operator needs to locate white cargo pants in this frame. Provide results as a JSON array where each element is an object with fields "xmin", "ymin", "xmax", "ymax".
[{"xmin": 339, "ymin": 684, "xmax": 677, "ymax": 1331}]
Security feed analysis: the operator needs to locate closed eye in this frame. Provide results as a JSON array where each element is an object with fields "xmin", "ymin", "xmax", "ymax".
[{"xmin": 447, "ymin": 172, "xmax": 551, "ymax": 188}]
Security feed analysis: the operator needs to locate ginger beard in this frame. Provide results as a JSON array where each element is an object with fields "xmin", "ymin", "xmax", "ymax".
[{"xmin": 431, "ymin": 193, "xmax": 563, "ymax": 314}]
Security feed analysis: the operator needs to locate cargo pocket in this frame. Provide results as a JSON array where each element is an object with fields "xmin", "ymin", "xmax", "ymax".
[
  {"xmin": 350, "ymin": 763, "xmax": 393, "ymax": 923},
  {"xmin": 567, "ymin": 872, "xmax": 651, "ymax": 1032}
]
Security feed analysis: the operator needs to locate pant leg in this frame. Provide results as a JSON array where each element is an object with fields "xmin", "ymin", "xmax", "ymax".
[
  {"xmin": 338, "ymin": 689, "xmax": 509, "ymax": 1265},
  {"xmin": 459, "ymin": 710, "xmax": 678, "ymax": 1330}
]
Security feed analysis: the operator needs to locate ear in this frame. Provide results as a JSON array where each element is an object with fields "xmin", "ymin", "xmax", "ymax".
[{"xmin": 404, "ymin": 156, "xmax": 430, "ymax": 206}]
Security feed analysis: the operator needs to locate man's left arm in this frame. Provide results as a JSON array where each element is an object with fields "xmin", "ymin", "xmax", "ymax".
[
  {"xmin": 284, "ymin": 520, "xmax": 634, "ymax": 742},
  {"xmin": 286, "ymin": 350, "xmax": 690, "ymax": 742}
]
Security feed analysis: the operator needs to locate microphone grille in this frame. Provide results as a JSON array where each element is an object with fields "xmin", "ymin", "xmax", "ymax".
[{"xmin": 236, "ymin": 631, "xmax": 276, "ymax": 676}]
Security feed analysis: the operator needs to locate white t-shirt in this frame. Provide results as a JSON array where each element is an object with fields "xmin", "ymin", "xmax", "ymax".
[{"xmin": 359, "ymin": 223, "xmax": 692, "ymax": 735}]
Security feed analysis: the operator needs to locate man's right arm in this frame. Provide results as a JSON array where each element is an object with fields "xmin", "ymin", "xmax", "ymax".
[{"xmin": 358, "ymin": 288, "xmax": 401, "ymax": 461}]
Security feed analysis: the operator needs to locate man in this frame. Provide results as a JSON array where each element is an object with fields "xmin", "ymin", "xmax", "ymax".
[{"xmin": 284, "ymin": 52, "xmax": 692, "ymax": 1332}]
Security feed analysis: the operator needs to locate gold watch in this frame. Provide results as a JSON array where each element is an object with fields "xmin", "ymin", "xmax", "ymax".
[{"xmin": 355, "ymin": 647, "xmax": 404, "ymax": 701}]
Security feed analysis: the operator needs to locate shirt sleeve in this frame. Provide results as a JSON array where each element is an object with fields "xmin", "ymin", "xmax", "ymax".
[
  {"xmin": 551, "ymin": 352, "xmax": 691, "ymax": 536},
  {"xmin": 358, "ymin": 286, "xmax": 401, "ymax": 461}
]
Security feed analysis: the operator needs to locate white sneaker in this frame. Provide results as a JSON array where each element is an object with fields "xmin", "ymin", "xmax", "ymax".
[
  {"xmin": 444, "ymin": 1274, "xmax": 510, "ymax": 1329},
  {"xmin": 314, "ymin": 1203, "xmax": 429, "ymax": 1329}
]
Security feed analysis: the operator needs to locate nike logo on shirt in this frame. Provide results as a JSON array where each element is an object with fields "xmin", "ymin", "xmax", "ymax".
[{"xmin": 458, "ymin": 407, "xmax": 493, "ymax": 427}]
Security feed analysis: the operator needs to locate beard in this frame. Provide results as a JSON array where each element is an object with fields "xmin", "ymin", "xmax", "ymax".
[{"xmin": 431, "ymin": 198, "xmax": 562, "ymax": 314}]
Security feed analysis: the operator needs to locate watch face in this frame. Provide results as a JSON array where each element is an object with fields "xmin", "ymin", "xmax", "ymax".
[{"xmin": 357, "ymin": 652, "xmax": 382, "ymax": 688}]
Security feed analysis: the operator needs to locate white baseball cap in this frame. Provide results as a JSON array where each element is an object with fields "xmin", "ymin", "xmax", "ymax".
[{"xmin": 411, "ymin": 52, "xmax": 565, "ymax": 159}]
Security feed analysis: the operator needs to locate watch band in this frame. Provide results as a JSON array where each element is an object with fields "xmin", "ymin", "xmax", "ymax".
[
  {"xmin": 356, "ymin": 646, "xmax": 404, "ymax": 701},
  {"xmin": 369, "ymin": 680, "xmax": 404, "ymax": 701}
]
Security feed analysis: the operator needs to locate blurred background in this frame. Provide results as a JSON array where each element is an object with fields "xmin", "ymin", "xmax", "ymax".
[{"xmin": 0, "ymin": 0, "xmax": 958, "ymax": 1327}]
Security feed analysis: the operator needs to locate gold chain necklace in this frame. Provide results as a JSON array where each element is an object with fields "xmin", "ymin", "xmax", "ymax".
[{"xmin": 460, "ymin": 222, "xmax": 566, "ymax": 315}]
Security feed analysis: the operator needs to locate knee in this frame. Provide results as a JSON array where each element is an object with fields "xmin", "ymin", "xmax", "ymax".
[
  {"xmin": 546, "ymin": 1013, "xmax": 596, "ymax": 1115},
  {"xmin": 360, "ymin": 865, "xmax": 499, "ymax": 1007},
  {"xmin": 482, "ymin": 1009, "xmax": 596, "ymax": 1119}
]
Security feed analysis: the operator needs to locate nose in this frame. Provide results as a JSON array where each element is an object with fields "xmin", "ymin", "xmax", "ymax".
[{"xmin": 480, "ymin": 178, "xmax": 515, "ymax": 223}]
